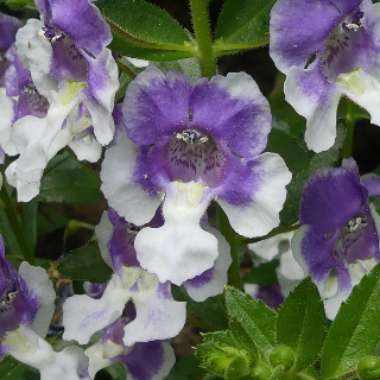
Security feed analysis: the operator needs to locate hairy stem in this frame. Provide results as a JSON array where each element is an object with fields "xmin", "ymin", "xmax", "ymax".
[{"xmin": 189, "ymin": 0, "xmax": 216, "ymax": 77}]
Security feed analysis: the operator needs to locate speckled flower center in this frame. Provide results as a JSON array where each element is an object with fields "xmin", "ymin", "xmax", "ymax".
[
  {"xmin": 19, "ymin": 84, "xmax": 49, "ymax": 117},
  {"xmin": 167, "ymin": 128, "xmax": 226, "ymax": 185},
  {"xmin": 334, "ymin": 214, "xmax": 368, "ymax": 257},
  {"xmin": 0, "ymin": 284, "xmax": 18, "ymax": 313},
  {"xmin": 319, "ymin": 11, "xmax": 364, "ymax": 81},
  {"xmin": 41, "ymin": 25, "xmax": 89, "ymax": 82}
]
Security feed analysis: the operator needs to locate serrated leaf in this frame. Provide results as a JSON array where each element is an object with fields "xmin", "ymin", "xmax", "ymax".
[
  {"xmin": 225, "ymin": 286, "xmax": 276, "ymax": 357},
  {"xmin": 277, "ymin": 279, "xmax": 327, "ymax": 371},
  {"xmin": 59, "ymin": 241, "xmax": 112, "ymax": 282},
  {"xmin": 38, "ymin": 151, "xmax": 101, "ymax": 203},
  {"xmin": 320, "ymin": 265, "xmax": 380, "ymax": 379},
  {"xmin": 98, "ymin": 0, "xmax": 193, "ymax": 60},
  {"xmin": 215, "ymin": 0, "xmax": 276, "ymax": 54}
]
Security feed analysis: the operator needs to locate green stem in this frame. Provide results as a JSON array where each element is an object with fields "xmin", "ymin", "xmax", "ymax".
[
  {"xmin": 243, "ymin": 223, "xmax": 301, "ymax": 245},
  {"xmin": 189, "ymin": 0, "xmax": 216, "ymax": 77},
  {"xmin": 341, "ymin": 101, "xmax": 356, "ymax": 159},
  {"xmin": 216, "ymin": 206, "xmax": 242, "ymax": 289}
]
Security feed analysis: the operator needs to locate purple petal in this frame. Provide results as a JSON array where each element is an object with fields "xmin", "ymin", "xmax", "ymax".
[
  {"xmin": 120, "ymin": 341, "xmax": 175, "ymax": 380},
  {"xmin": 0, "ymin": 238, "xmax": 39, "ymax": 336},
  {"xmin": 361, "ymin": 173, "xmax": 380, "ymax": 197},
  {"xmin": 46, "ymin": 0, "xmax": 112, "ymax": 56},
  {"xmin": 0, "ymin": 13, "xmax": 21, "ymax": 52},
  {"xmin": 270, "ymin": 0, "xmax": 362, "ymax": 72}
]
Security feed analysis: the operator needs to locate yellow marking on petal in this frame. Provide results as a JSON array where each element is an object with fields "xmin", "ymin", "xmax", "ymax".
[
  {"xmin": 337, "ymin": 69, "xmax": 365, "ymax": 95},
  {"xmin": 173, "ymin": 181, "xmax": 207, "ymax": 207},
  {"xmin": 60, "ymin": 81, "xmax": 86, "ymax": 106},
  {"xmin": 3, "ymin": 328, "xmax": 35, "ymax": 353},
  {"xmin": 322, "ymin": 273, "xmax": 339, "ymax": 299},
  {"xmin": 104, "ymin": 341, "xmax": 124, "ymax": 359}
]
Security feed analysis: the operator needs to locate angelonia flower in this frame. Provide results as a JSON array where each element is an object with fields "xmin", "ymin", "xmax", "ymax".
[
  {"xmin": 85, "ymin": 297, "xmax": 176, "ymax": 380},
  {"xmin": 249, "ymin": 232, "xmax": 305, "ymax": 296},
  {"xmin": 292, "ymin": 159, "xmax": 380, "ymax": 319},
  {"xmin": 2, "ymin": 0, "xmax": 118, "ymax": 202},
  {"xmin": 270, "ymin": 0, "xmax": 380, "ymax": 152},
  {"xmin": 101, "ymin": 66, "xmax": 292, "ymax": 286},
  {"xmin": 0, "ymin": 238, "xmax": 89, "ymax": 380},
  {"xmin": 62, "ymin": 210, "xmax": 187, "ymax": 349}
]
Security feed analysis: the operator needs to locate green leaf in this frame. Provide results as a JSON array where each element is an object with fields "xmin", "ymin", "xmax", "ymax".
[
  {"xmin": 243, "ymin": 260, "xmax": 279, "ymax": 286},
  {"xmin": 58, "ymin": 241, "xmax": 112, "ymax": 282},
  {"xmin": 320, "ymin": 264, "xmax": 380, "ymax": 379},
  {"xmin": 225, "ymin": 286, "xmax": 276, "ymax": 358},
  {"xmin": 215, "ymin": 0, "xmax": 276, "ymax": 55},
  {"xmin": 167, "ymin": 356, "xmax": 204, "ymax": 380},
  {"xmin": 98, "ymin": 0, "xmax": 194, "ymax": 60},
  {"xmin": 0, "ymin": 357, "xmax": 38, "ymax": 380},
  {"xmin": 37, "ymin": 151, "xmax": 102, "ymax": 203},
  {"xmin": 277, "ymin": 279, "xmax": 327, "ymax": 371}
]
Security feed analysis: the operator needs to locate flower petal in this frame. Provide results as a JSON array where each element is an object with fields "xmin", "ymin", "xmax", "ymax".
[
  {"xmin": 123, "ymin": 341, "xmax": 175, "ymax": 380},
  {"xmin": 184, "ymin": 226, "xmax": 231, "ymax": 302},
  {"xmin": 18, "ymin": 262, "xmax": 55, "ymax": 338},
  {"xmin": 62, "ymin": 269, "xmax": 138, "ymax": 345},
  {"xmin": 100, "ymin": 132, "xmax": 163, "ymax": 226},
  {"xmin": 217, "ymin": 153, "xmax": 292, "ymax": 238},
  {"xmin": 284, "ymin": 66, "xmax": 341, "ymax": 152},
  {"xmin": 135, "ymin": 181, "xmax": 218, "ymax": 285},
  {"xmin": 123, "ymin": 281, "xmax": 186, "ymax": 346}
]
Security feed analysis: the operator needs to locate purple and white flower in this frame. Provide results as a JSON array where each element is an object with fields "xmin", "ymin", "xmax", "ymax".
[
  {"xmin": 244, "ymin": 283, "xmax": 284, "ymax": 309},
  {"xmin": 62, "ymin": 211, "xmax": 187, "ymax": 347},
  {"xmin": 101, "ymin": 66, "xmax": 292, "ymax": 286},
  {"xmin": 270, "ymin": 0, "xmax": 380, "ymax": 152},
  {"xmin": 292, "ymin": 159, "xmax": 380, "ymax": 318},
  {"xmin": 0, "ymin": 238, "xmax": 89, "ymax": 380},
  {"xmin": 85, "ymin": 315, "xmax": 175, "ymax": 380},
  {"xmin": 3, "ymin": 0, "xmax": 118, "ymax": 202}
]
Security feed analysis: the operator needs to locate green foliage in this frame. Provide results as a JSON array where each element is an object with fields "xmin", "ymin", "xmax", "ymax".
[
  {"xmin": 225, "ymin": 286, "xmax": 277, "ymax": 358},
  {"xmin": 215, "ymin": 0, "xmax": 276, "ymax": 55},
  {"xmin": 58, "ymin": 241, "xmax": 112, "ymax": 282},
  {"xmin": 38, "ymin": 150, "xmax": 102, "ymax": 203},
  {"xmin": 321, "ymin": 265, "xmax": 380, "ymax": 379},
  {"xmin": 98, "ymin": 0, "xmax": 194, "ymax": 61},
  {"xmin": 0, "ymin": 358, "xmax": 38, "ymax": 380},
  {"xmin": 277, "ymin": 279, "xmax": 327, "ymax": 371}
]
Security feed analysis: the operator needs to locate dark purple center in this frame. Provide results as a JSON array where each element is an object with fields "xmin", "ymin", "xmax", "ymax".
[
  {"xmin": 167, "ymin": 128, "xmax": 226, "ymax": 186},
  {"xmin": 318, "ymin": 10, "xmax": 367, "ymax": 81},
  {"xmin": 41, "ymin": 25, "xmax": 89, "ymax": 82}
]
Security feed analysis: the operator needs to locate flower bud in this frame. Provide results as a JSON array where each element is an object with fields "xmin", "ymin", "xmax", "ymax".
[
  {"xmin": 251, "ymin": 362, "xmax": 272, "ymax": 380},
  {"xmin": 358, "ymin": 355, "xmax": 380, "ymax": 379},
  {"xmin": 270, "ymin": 344, "xmax": 295, "ymax": 370}
]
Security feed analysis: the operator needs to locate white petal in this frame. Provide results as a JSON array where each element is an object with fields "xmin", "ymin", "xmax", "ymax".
[
  {"xmin": 15, "ymin": 19, "xmax": 56, "ymax": 98},
  {"xmin": 277, "ymin": 250, "xmax": 305, "ymax": 296},
  {"xmin": 94, "ymin": 211, "xmax": 113, "ymax": 268},
  {"xmin": 3, "ymin": 326, "xmax": 89, "ymax": 380},
  {"xmin": 244, "ymin": 283, "xmax": 259, "ymax": 298},
  {"xmin": 69, "ymin": 134, "xmax": 102, "ymax": 163},
  {"xmin": 0, "ymin": 90, "xmax": 17, "ymax": 156},
  {"xmin": 284, "ymin": 66, "xmax": 341, "ymax": 153},
  {"xmin": 135, "ymin": 181, "xmax": 218, "ymax": 285},
  {"xmin": 18, "ymin": 262, "xmax": 55, "ymax": 338},
  {"xmin": 85, "ymin": 341, "xmax": 122, "ymax": 378},
  {"xmin": 218, "ymin": 153, "xmax": 292, "ymax": 238},
  {"xmin": 62, "ymin": 268, "xmax": 139, "ymax": 345},
  {"xmin": 290, "ymin": 225, "xmax": 310, "ymax": 275},
  {"xmin": 123, "ymin": 278, "xmax": 186, "ymax": 346},
  {"xmin": 184, "ymin": 226, "xmax": 231, "ymax": 302},
  {"xmin": 338, "ymin": 69, "xmax": 380, "ymax": 127},
  {"xmin": 249, "ymin": 232, "xmax": 294, "ymax": 262},
  {"xmin": 101, "ymin": 132, "xmax": 163, "ymax": 226}
]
